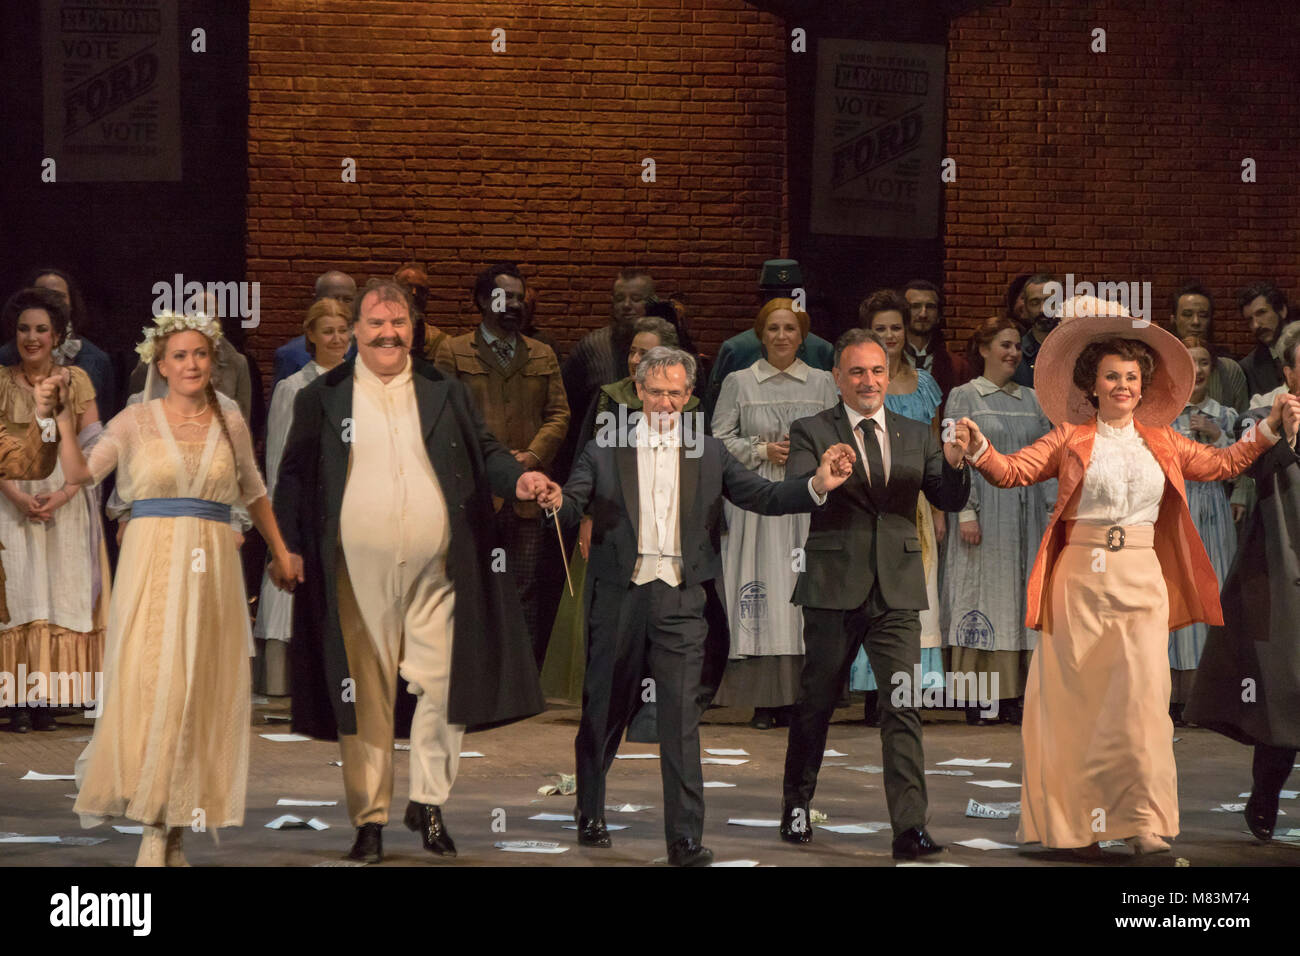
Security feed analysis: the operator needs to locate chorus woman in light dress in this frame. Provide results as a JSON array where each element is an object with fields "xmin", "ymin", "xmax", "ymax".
[
  {"xmin": 1167, "ymin": 337, "xmax": 1237, "ymax": 723},
  {"xmin": 0, "ymin": 288, "xmax": 109, "ymax": 730},
  {"xmin": 711, "ymin": 299, "xmax": 838, "ymax": 728},
  {"xmin": 254, "ymin": 298, "xmax": 352, "ymax": 694},
  {"xmin": 958, "ymin": 298, "xmax": 1295, "ymax": 856},
  {"xmin": 70, "ymin": 316, "xmax": 295, "ymax": 866},
  {"xmin": 941, "ymin": 317, "xmax": 1054, "ymax": 725},
  {"xmin": 849, "ymin": 292, "xmax": 946, "ymax": 719}
]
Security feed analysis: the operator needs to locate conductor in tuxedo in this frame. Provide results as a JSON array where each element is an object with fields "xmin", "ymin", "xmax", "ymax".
[
  {"xmin": 543, "ymin": 346, "xmax": 855, "ymax": 866},
  {"xmin": 779, "ymin": 327, "xmax": 973, "ymax": 860}
]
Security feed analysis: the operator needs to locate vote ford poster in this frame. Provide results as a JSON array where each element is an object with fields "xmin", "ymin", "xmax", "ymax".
[
  {"xmin": 810, "ymin": 40, "xmax": 945, "ymax": 238},
  {"xmin": 41, "ymin": 0, "xmax": 182, "ymax": 181}
]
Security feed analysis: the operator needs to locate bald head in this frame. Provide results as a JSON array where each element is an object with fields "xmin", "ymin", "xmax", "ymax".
[{"xmin": 315, "ymin": 270, "xmax": 356, "ymax": 303}]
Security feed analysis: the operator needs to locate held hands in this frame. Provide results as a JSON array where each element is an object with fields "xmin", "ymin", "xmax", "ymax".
[
  {"xmin": 959, "ymin": 517, "xmax": 982, "ymax": 546},
  {"xmin": 766, "ymin": 437, "xmax": 790, "ymax": 467},
  {"xmin": 1270, "ymin": 391, "xmax": 1300, "ymax": 442},
  {"xmin": 1188, "ymin": 413, "xmax": 1222, "ymax": 443},
  {"xmin": 519, "ymin": 471, "xmax": 563, "ymax": 511},
  {"xmin": 270, "ymin": 551, "xmax": 305, "ymax": 592},
  {"xmin": 811, "ymin": 442, "xmax": 856, "ymax": 495}
]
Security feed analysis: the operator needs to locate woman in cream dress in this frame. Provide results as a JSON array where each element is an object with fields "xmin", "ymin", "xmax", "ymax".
[
  {"xmin": 69, "ymin": 314, "xmax": 296, "ymax": 866},
  {"xmin": 957, "ymin": 296, "xmax": 1298, "ymax": 857}
]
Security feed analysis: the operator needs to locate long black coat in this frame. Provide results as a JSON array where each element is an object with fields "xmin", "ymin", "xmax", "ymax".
[
  {"xmin": 274, "ymin": 357, "xmax": 544, "ymax": 738},
  {"xmin": 1186, "ymin": 411, "xmax": 1300, "ymax": 748}
]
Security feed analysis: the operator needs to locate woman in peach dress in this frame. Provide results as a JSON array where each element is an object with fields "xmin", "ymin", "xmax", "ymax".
[{"xmin": 956, "ymin": 296, "xmax": 1299, "ymax": 857}]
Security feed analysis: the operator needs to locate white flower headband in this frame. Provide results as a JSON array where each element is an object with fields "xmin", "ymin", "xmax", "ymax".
[{"xmin": 136, "ymin": 311, "xmax": 224, "ymax": 364}]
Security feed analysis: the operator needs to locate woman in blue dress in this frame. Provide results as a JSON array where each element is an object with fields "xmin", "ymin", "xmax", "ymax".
[
  {"xmin": 1169, "ymin": 336, "xmax": 1238, "ymax": 725},
  {"xmin": 850, "ymin": 290, "xmax": 946, "ymax": 724}
]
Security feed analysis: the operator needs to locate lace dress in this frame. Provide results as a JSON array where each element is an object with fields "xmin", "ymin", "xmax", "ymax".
[{"xmin": 74, "ymin": 396, "xmax": 266, "ymax": 830}]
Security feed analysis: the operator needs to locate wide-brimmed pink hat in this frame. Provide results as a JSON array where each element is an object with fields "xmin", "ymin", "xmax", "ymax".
[{"xmin": 1033, "ymin": 294, "xmax": 1194, "ymax": 427}]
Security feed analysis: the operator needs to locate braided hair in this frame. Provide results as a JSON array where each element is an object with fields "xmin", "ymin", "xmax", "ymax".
[{"xmin": 155, "ymin": 329, "xmax": 236, "ymax": 456}]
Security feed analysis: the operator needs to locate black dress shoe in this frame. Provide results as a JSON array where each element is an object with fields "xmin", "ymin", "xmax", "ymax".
[
  {"xmin": 964, "ymin": 707, "xmax": 995, "ymax": 727},
  {"xmin": 667, "ymin": 838, "xmax": 714, "ymax": 867},
  {"xmin": 9, "ymin": 708, "xmax": 32, "ymax": 733},
  {"xmin": 891, "ymin": 826, "xmax": 945, "ymax": 861},
  {"xmin": 404, "ymin": 801, "xmax": 457, "ymax": 857},
  {"xmin": 577, "ymin": 816, "xmax": 612, "ymax": 848},
  {"xmin": 999, "ymin": 699, "xmax": 1023, "ymax": 726},
  {"xmin": 1244, "ymin": 792, "xmax": 1278, "ymax": 842},
  {"xmin": 32, "ymin": 708, "xmax": 57, "ymax": 731},
  {"xmin": 750, "ymin": 708, "xmax": 775, "ymax": 730},
  {"xmin": 779, "ymin": 804, "xmax": 812, "ymax": 844},
  {"xmin": 346, "ymin": 823, "xmax": 383, "ymax": 863}
]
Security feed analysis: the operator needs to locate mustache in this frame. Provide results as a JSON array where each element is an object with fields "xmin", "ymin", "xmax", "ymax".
[{"xmin": 365, "ymin": 336, "xmax": 407, "ymax": 348}]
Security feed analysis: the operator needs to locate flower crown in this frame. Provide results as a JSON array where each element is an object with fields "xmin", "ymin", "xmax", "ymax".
[{"xmin": 136, "ymin": 311, "xmax": 224, "ymax": 364}]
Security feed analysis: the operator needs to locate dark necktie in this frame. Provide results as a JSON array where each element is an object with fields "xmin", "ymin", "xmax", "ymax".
[
  {"xmin": 857, "ymin": 418, "xmax": 887, "ymax": 498},
  {"xmin": 490, "ymin": 338, "xmax": 513, "ymax": 367}
]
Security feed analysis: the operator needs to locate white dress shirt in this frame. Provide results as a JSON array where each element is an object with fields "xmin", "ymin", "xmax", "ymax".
[{"xmin": 842, "ymin": 401, "xmax": 891, "ymax": 485}]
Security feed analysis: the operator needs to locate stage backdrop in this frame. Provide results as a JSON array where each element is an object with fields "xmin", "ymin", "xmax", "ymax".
[{"xmin": 245, "ymin": 0, "xmax": 789, "ymax": 366}]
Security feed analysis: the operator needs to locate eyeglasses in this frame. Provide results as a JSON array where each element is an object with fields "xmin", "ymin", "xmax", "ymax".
[{"xmin": 642, "ymin": 388, "xmax": 687, "ymax": 401}]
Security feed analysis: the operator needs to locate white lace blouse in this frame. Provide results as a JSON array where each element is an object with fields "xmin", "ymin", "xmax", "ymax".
[{"xmin": 1066, "ymin": 419, "xmax": 1166, "ymax": 525}]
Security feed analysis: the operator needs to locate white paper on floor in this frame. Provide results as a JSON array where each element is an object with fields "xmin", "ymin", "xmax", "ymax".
[
  {"xmin": 67, "ymin": 735, "xmax": 92, "ymax": 743},
  {"xmin": 260, "ymin": 733, "xmax": 311, "ymax": 743},
  {"xmin": 614, "ymin": 753, "xmax": 658, "ymax": 759},
  {"xmin": 727, "ymin": 818, "xmax": 780, "ymax": 827},
  {"xmin": 562, "ymin": 824, "xmax": 629, "ymax": 831},
  {"xmin": 704, "ymin": 748, "xmax": 749, "ymax": 756},
  {"xmin": 113, "ymin": 825, "xmax": 144, "ymax": 835},
  {"xmin": 817, "ymin": 822, "xmax": 890, "ymax": 834},
  {"xmin": 0, "ymin": 835, "xmax": 107, "ymax": 846},
  {"xmin": 844, "ymin": 765, "xmax": 884, "ymax": 774},
  {"xmin": 703, "ymin": 782, "xmax": 736, "ymax": 788},
  {"xmin": 251, "ymin": 694, "xmax": 270, "ymax": 705},
  {"xmin": 1099, "ymin": 840, "xmax": 1126, "ymax": 848},
  {"xmin": 496, "ymin": 840, "xmax": 568, "ymax": 853},
  {"xmin": 265, "ymin": 814, "xmax": 329, "ymax": 830},
  {"xmin": 1238, "ymin": 790, "xmax": 1298, "ymax": 799},
  {"xmin": 823, "ymin": 749, "xmax": 848, "ymax": 757},
  {"xmin": 277, "ymin": 798, "xmax": 338, "ymax": 807},
  {"xmin": 954, "ymin": 838, "xmax": 1018, "ymax": 850},
  {"xmin": 262, "ymin": 714, "xmax": 291, "ymax": 723},
  {"xmin": 897, "ymin": 861, "xmax": 969, "ymax": 867},
  {"xmin": 0, "ymin": 835, "xmax": 61, "ymax": 843},
  {"xmin": 529, "ymin": 813, "xmax": 574, "ymax": 822},
  {"xmin": 21, "ymin": 771, "xmax": 75, "ymax": 781},
  {"xmin": 711, "ymin": 859, "xmax": 760, "ymax": 867},
  {"xmin": 459, "ymin": 751, "xmax": 486, "ymax": 758},
  {"xmin": 606, "ymin": 804, "xmax": 653, "ymax": 812},
  {"xmin": 926, "ymin": 769, "xmax": 974, "ymax": 776},
  {"xmin": 968, "ymin": 779, "xmax": 1021, "ymax": 789},
  {"xmin": 937, "ymin": 757, "xmax": 995, "ymax": 766},
  {"xmin": 701, "ymin": 757, "xmax": 748, "ymax": 766},
  {"xmin": 328, "ymin": 761, "xmax": 343, "ymax": 767},
  {"xmin": 1212, "ymin": 803, "xmax": 1247, "ymax": 812},
  {"xmin": 966, "ymin": 799, "xmax": 1016, "ymax": 819}
]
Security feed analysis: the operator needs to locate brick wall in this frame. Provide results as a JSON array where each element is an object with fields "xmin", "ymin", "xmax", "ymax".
[
  {"xmin": 246, "ymin": 0, "xmax": 788, "ymax": 373},
  {"xmin": 944, "ymin": 0, "xmax": 1300, "ymax": 356}
]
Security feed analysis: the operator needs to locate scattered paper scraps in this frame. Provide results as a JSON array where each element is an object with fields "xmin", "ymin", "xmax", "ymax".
[
  {"xmin": 260, "ymin": 733, "xmax": 311, "ymax": 743},
  {"xmin": 701, "ymin": 757, "xmax": 748, "ymax": 766},
  {"xmin": 927, "ymin": 769, "xmax": 974, "ymax": 776},
  {"xmin": 262, "ymin": 714, "xmax": 291, "ymax": 723},
  {"xmin": 954, "ymin": 838, "xmax": 1018, "ymax": 850},
  {"xmin": 562, "ymin": 824, "xmax": 628, "ymax": 831},
  {"xmin": 711, "ymin": 860, "xmax": 760, "ymax": 867},
  {"xmin": 704, "ymin": 748, "xmax": 749, "ymax": 756},
  {"xmin": 496, "ymin": 840, "xmax": 567, "ymax": 854},
  {"xmin": 844, "ymin": 765, "xmax": 884, "ymax": 774},
  {"xmin": 113, "ymin": 825, "xmax": 144, "ymax": 835},
  {"xmin": 823, "ymin": 749, "xmax": 848, "ymax": 757},
  {"xmin": 817, "ymin": 822, "xmax": 890, "ymax": 834},
  {"xmin": 607, "ymin": 804, "xmax": 653, "ymax": 813},
  {"xmin": 703, "ymin": 782, "xmax": 736, "ymax": 789},
  {"xmin": 21, "ymin": 771, "xmax": 76, "ymax": 781},
  {"xmin": 537, "ymin": 774, "xmax": 576, "ymax": 796},
  {"xmin": 0, "ymin": 835, "xmax": 107, "ymax": 846},
  {"xmin": 966, "ymin": 799, "xmax": 1020, "ymax": 819},
  {"xmin": 727, "ymin": 818, "xmax": 780, "ymax": 827},
  {"xmin": 265, "ymin": 815, "xmax": 329, "ymax": 830},
  {"xmin": 277, "ymin": 798, "xmax": 338, "ymax": 807},
  {"xmin": 529, "ymin": 813, "xmax": 574, "ymax": 822},
  {"xmin": 460, "ymin": 751, "xmax": 486, "ymax": 758},
  {"xmin": 614, "ymin": 753, "xmax": 659, "ymax": 760},
  {"xmin": 938, "ymin": 758, "xmax": 1012, "ymax": 768},
  {"xmin": 967, "ymin": 779, "xmax": 1021, "ymax": 789}
]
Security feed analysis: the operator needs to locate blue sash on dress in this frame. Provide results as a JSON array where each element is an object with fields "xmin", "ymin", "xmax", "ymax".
[{"xmin": 132, "ymin": 497, "xmax": 232, "ymax": 523}]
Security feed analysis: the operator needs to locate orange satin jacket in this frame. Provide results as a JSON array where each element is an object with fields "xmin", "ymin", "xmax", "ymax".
[{"xmin": 973, "ymin": 419, "xmax": 1274, "ymax": 632}]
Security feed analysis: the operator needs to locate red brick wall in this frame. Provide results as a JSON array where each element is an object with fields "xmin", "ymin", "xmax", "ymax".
[
  {"xmin": 246, "ymin": 0, "xmax": 788, "ymax": 374},
  {"xmin": 944, "ymin": 0, "xmax": 1300, "ymax": 356}
]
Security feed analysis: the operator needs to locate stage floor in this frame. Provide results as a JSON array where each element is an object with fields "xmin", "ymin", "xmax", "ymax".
[{"xmin": 2, "ymin": 700, "xmax": 1296, "ymax": 867}]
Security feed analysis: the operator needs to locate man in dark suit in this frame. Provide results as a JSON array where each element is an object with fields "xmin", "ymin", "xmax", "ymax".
[
  {"xmin": 779, "ymin": 327, "xmax": 972, "ymax": 860},
  {"xmin": 275, "ymin": 278, "xmax": 554, "ymax": 863},
  {"xmin": 543, "ymin": 346, "xmax": 855, "ymax": 866}
]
